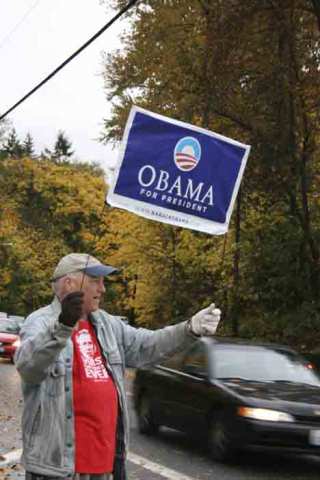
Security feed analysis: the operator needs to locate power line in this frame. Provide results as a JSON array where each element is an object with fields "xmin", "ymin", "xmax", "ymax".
[
  {"xmin": 0, "ymin": 0, "xmax": 41, "ymax": 51},
  {"xmin": 0, "ymin": 0, "xmax": 140, "ymax": 122}
]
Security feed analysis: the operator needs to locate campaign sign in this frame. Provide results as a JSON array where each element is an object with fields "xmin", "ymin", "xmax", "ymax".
[{"xmin": 106, "ymin": 106, "xmax": 251, "ymax": 235}]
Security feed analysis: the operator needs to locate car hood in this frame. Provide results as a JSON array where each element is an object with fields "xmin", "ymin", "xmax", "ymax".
[
  {"xmin": 219, "ymin": 378, "xmax": 320, "ymax": 405},
  {"xmin": 0, "ymin": 332, "xmax": 19, "ymax": 341}
]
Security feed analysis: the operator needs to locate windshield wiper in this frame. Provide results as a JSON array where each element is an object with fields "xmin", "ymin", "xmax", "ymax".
[
  {"xmin": 272, "ymin": 380, "xmax": 296, "ymax": 383},
  {"xmin": 272, "ymin": 380, "xmax": 319, "ymax": 387},
  {"xmin": 217, "ymin": 377, "xmax": 270, "ymax": 383}
]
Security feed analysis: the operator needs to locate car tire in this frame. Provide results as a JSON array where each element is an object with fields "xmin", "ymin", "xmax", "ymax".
[
  {"xmin": 208, "ymin": 412, "xmax": 235, "ymax": 462},
  {"xmin": 137, "ymin": 392, "xmax": 159, "ymax": 435}
]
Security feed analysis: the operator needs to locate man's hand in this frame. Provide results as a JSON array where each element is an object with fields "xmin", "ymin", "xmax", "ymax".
[
  {"xmin": 59, "ymin": 291, "xmax": 84, "ymax": 327},
  {"xmin": 188, "ymin": 303, "xmax": 221, "ymax": 336}
]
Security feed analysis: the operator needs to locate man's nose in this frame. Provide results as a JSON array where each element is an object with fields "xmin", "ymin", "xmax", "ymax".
[{"xmin": 99, "ymin": 281, "xmax": 106, "ymax": 293}]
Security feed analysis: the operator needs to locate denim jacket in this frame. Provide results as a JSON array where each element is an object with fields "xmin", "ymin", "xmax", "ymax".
[{"xmin": 15, "ymin": 297, "xmax": 195, "ymax": 478}]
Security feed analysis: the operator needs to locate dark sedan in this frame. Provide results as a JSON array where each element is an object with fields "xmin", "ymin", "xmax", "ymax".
[{"xmin": 133, "ymin": 337, "xmax": 320, "ymax": 462}]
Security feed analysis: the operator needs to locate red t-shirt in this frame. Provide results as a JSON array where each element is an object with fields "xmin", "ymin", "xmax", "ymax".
[{"xmin": 72, "ymin": 320, "xmax": 118, "ymax": 474}]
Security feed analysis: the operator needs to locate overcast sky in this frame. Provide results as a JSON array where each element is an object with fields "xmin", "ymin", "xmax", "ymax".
[{"xmin": 0, "ymin": 0, "xmax": 127, "ymax": 171}]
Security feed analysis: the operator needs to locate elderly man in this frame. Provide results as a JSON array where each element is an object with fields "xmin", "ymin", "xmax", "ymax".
[{"xmin": 15, "ymin": 253, "xmax": 221, "ymax": 480}]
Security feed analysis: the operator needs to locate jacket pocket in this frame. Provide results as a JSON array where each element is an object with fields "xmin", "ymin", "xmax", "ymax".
[
  {"xmin": 45, "ymin": 361, "xmax": 66, "ymax": 397},
  {"xmin": 108, "ymin": 352, "xmax": 122, "ymax": 365}
]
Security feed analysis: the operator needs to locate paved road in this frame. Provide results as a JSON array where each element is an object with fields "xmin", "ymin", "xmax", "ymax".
[
  {"xmin": 1, "ymin": 360, "xmax": 320, "ymax": 480},
  {"xmin": 0, "ymin": 360, "xmax": 22, "ymax": 456}
]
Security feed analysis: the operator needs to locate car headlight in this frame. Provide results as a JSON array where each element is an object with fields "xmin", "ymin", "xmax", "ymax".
[
  {"xmin": 237, "ymin": 406, "xmax": 294, "ymax": 422},
  {"xmin": 12, "ymin": 339, "xmax": 21, "ymax": 348}
]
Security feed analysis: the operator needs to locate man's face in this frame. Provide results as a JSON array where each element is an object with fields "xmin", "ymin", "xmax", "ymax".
[
  {"xmin": 66, "ymin": 273, "xmax": 106, "ymax": 316},
  {"xmin": 81, "ymin": 275, "xmax": 106, "ymax": 315}
]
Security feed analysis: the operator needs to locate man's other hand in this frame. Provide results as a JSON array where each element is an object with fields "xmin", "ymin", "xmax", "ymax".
[
  {"xmin": 59, "ymin": 291, "xmax": 84, "ymax": 327},
  {"xmin": 188, "ymin": 303, "xmax": 221, "ymax": 336}
]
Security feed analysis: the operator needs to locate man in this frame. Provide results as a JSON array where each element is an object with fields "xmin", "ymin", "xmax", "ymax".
[{"xmin": 15, "ymin": 253, "xmax": 221, "ymax": 480}]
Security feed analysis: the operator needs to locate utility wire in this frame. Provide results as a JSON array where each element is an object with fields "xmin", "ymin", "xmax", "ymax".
[
  {"xmin": 0, "ymin": 0, "xmax": 139, "ymax": 121},
  {"xmin": 0, "ymin": 0, "xmax": 41, "ymax": 51}
]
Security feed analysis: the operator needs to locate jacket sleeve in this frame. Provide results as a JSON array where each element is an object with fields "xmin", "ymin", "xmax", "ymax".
[
  {"xmin": 115, "ymin": 320, "xmax": 196, "ymax": 368},
  {"xmin": 15, "ymin": 310, "xmax": 72, "ymax": 385}
]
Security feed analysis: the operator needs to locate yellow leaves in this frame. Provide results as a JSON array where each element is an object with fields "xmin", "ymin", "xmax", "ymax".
[
  {"xmin": 97, "ymin": 204, "xmax": 229, "ymax": 327},
  {"xmin": 0, "ymin": 157, "xmax": 109, "ymax": 315},
  {"xmin": 1, "ymin": 271, "xmax": 11, "ymax": 286}
]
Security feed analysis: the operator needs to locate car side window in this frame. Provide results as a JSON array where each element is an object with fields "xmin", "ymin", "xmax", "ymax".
[{"xmin": 182, "ymin": 342, "xmax": 208, "ymax": 378}]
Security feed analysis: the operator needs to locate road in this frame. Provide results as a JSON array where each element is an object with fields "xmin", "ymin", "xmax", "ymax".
[{"xmin": 1, "ymin": 359, "xmax": 320, "ymax": 480}]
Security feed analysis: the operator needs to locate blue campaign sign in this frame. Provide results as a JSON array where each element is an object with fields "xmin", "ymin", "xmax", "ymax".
[{"xmin": 106, "ymin": 106, "xmax": 251, "ymax": 235}]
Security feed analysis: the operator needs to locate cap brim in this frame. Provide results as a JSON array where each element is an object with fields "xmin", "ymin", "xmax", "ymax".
[{"xmin": 84, "ymin": 265, "xmax": 118, "ymax": 277}]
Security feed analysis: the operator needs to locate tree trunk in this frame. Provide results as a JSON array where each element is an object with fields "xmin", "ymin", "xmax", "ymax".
[{"xmin": 311, "ymin": 0, "xmax": 320, "ymax": 31}]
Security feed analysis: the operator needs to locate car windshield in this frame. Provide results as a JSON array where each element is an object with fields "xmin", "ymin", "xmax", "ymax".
[{"xmin": 212, "ymin": 345, "xmax": 320, "ymax": 386}]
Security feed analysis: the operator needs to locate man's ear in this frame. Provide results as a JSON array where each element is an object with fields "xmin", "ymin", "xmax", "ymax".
[{"xmin": 64, "ymin": 276, "xmax": 76, "ymax": 294}]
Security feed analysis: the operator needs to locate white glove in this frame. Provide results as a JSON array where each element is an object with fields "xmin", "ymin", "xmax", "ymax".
[{"xmin": 188, "ymin": 303, "xmax": 221, "ymax": 336}]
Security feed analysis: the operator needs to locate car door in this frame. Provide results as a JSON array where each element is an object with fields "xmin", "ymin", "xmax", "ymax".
[
  {"xmin": 177, "ymin": 341, "xmax": 214, "ymax": 434},
  {"xmin": 149, "ymin": 349, "xmax": 187, "ymax": 430},
  {"xmin": 155, "ymin": 341, "xmax": 213, "ymax": 435}
]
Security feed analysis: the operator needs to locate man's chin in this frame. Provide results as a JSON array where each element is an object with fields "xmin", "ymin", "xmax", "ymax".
[
  {"xmin": 84, "ymin": 304, "xmax": 101, "ymax": 316},
  {"xmin": 90, "ymin": 303, "xmax": 101, "ymax": 312}
]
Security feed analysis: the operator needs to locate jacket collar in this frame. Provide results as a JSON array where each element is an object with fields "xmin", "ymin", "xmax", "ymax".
[{"xmin": 51, "ymin": 296, "xmax": 62, "ymax": 315}]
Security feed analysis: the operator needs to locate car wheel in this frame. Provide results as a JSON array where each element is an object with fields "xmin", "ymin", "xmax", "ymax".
[
  {"xmin": 208, "ymin": 412, "xmax": 235, "ymax": 462},
  {"xmin": 137, "ymin": 392, "xmax": 159, "ymax": 435}
]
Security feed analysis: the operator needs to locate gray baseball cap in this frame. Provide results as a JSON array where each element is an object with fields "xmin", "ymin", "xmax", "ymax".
[{"xmin": 52, "ymin": 253, "xmax": 118, "ymax": 281}]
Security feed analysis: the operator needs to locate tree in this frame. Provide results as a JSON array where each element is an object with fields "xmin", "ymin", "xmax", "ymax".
[
  {"xmin": 0, "ymin": 118, "xmax": 11, "ymax": 160},
  {"xmin": 2, "ymin": 128, "xmax": 23, "ymax": 158},
  {"xmin": 53, "ymin": 130, "xmax": 74, "ymax": 163},
  {"xmin": 96, "ymin": 208, "xmax": 224, "ymax": 328},
  {"xmin": 100, "ymin": 0, "xmax": 320, "ymax": 346},
  {"xmin": 0, "ymin": 118, "xmax": 10, "ymax": 146},
  {"xmin": 22, "ymin": 133, "xmax": 35, "ymax": 158},
  {"xmin": 0, "ymin": 156, "xmax": 114, "ymax": 315},
  {"xmin": 311, "ymin": 0, "xmax": 320, "ymax": 30}
]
